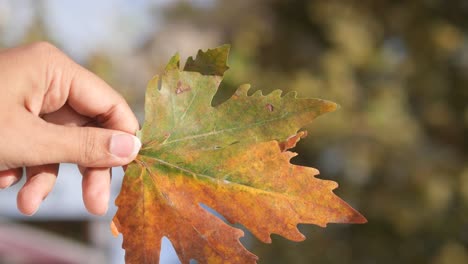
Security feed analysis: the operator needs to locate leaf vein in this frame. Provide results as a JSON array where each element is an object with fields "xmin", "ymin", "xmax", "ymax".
[{"xmin": 161, "ymin": 110, "xmax": 296, "ymax": 145}]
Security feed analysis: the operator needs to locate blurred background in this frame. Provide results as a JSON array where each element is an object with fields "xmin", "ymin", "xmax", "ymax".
[{"xmin": 0, "ymin": 0, "xmax": 467, "ymax": 263}]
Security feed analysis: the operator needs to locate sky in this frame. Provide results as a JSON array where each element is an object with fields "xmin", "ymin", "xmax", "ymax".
[
  {"xmin": 43, "ymin": 0, "xmax": 160, "ymax": 60},
  {"xmin": 0, "ymin": 0, "xmax": 170, "ymax": 61}
]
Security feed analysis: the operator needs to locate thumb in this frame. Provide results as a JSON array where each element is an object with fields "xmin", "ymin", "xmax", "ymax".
[{"xmin": 22, "ymin": 119, "xmax": 141, "ymax": 168}]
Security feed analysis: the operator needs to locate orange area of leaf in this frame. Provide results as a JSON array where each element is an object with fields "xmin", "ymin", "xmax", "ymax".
[{"xmin": 114, "ymin": 134, "xmax": 366, "ymax": 264}]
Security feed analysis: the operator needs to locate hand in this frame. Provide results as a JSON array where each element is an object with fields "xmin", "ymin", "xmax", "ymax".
[{"xmin": 0, "ymin": 42, "xmax": 141, "ymax": 216}]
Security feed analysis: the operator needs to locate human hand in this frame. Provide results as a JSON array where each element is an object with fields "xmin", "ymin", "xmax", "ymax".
[{"xmin": 0, "ymin": 42, "xmax": 141, "ymax": 216}]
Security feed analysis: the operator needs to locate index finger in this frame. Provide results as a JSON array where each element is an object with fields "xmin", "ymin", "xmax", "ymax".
[
  {"xmin": 43, "ymin": 45, "xmax": 139, "ymax": 134},
  {"xmin": 67, "ymin": 64, "xmax": 140, "ymax": 134}
]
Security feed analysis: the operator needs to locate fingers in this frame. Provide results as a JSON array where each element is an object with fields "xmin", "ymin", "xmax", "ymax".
[
  {"xmin": 68, "ymin": 78, "xmax": 140, "ymax": 133},
  {"xmin": 10, "ymin": 112, "xmax": 141, "ymax": 169},
  {"xmin": 46, "ymin": 105, "xmax": 112, "ymax": 215},
  {"xmin": 44, "ymin": 105, "xmax": 113, "ymax": 216},
  {"xmin": 17, "ymin": 164, "xmax": 59, "ymax": 215},
  {"xmin": 41, "ymin": 104, "xmax": 92, "ymax": 127},
  {"xmin": 4, "ymin": 42, "xmax": 139, "ymax": 133},
  {"xmin": 44, "ymin": 43, "xmax": 139, "ymax": 133},
  {"xmin": 81, "ymin": 167, "xmax": 111, "ymax": 215},
  {"xmin": 0, "ymin": 168, "xmax": 23, "ymax": 189},
  {"xmin": 0, "ymin": 42, "xmax": 140, "ymax": 216},
  {"xmin": 18, "ymin": 105, "xmax": 110, "ymax": 215}
]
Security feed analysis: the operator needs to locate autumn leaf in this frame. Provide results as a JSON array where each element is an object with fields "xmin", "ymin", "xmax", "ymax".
[{"xmin": 112, "ymin": 45, "xmax": 366, "ymax": 264}]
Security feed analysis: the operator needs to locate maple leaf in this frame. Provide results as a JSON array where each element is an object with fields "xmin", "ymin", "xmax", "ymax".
[{"xmin": 112, "ymin": 45, "xmax": 366, "ymax": 264}]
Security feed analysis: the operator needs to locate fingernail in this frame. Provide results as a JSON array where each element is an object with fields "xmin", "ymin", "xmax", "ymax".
[
  {"xmin": 25, "ymin": 206, "xmax": 40, "ymax": 216},
  {"xmin": 0, "ymin": 175, "xmax": 17, "ymax": 189},
  {"xmin": 110, "ymin": 134, "xmax": 142, "ymax": 158}
]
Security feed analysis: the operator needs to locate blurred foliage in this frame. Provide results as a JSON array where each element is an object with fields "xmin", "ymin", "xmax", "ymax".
[
  {"xmin": 160, "ymin": 1, "xmax": 468, "ymax": 263},
  {"xmin": 1, "ymin": 0, "xmax": 467, "ymax": 263}
]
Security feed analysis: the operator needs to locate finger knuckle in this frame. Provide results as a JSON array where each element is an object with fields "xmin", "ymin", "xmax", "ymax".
[
  {"xmin": 79, "ymin": 129, "xmax": 96, "ymax": 165},
  {"xmin": 27, "ymin": 41, "xmax": 60, "ymax": 57}
]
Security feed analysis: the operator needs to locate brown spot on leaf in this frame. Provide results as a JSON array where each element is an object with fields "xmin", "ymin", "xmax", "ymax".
[
  {"xmin": 265, "ymin": 103, "xmax": 274, "ymax": 112},
  {"xmin": 176, "ymin": 81, "xmax": 192, "ymax": 94}
]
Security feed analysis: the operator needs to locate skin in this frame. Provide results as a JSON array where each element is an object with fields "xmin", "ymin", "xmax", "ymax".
[{"xmin": 0, "ymin": 42, "xmax": 141, "ymax": 216}]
